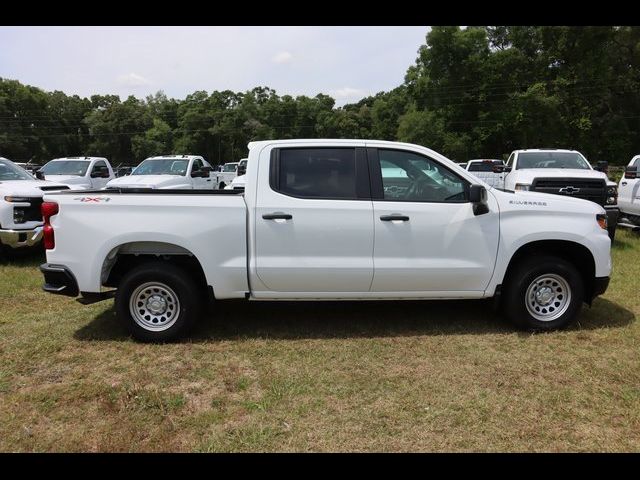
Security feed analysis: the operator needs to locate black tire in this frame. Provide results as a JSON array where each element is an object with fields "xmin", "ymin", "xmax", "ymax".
[
  {"xmin": 115, "ymin": 261, "xmax": 203, "ymax": 342},
  {"xmin": 502, "ymin": 255, "xmax": 584, "ymax": 331},
  {"xmin": 218, "ymin": 182, "xmax": 226, "ymax": 190}
]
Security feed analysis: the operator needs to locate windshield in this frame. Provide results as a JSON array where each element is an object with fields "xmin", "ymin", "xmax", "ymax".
[
  {"xmin": 517, "ymin": 152, "xmax": 590, "ymax": 170},
  {"xmin": 0, "ymin": 158, "xmax": 34, "ymax": 181},
  {"xmin": 223, "ymin": 163, "xmax": 238, "ymax": 172},
  {"xmin": 132, "ymin": 159, "xmax": 189, "ymax": 176},
  {"xmin": 41, "ymin": 160, "xmax": 89, "ymax": 176}
]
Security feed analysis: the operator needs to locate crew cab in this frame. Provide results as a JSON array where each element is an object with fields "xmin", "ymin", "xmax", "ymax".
[
  {"xmin": 0, "ymin": 157, "xmax": 69, "ymax": 253},
  {"xmin": 105, "ymin": 155, "xmax": 215, "ymax": 190},
  {"xmin": 38, "ymin": 157, "xmax": 115, "ymax": 190},
  {"xmin": 39, "ymin": 140, "xmax": 612, "ymax": 342},
  {"xmin": 619, "ymin": 155, "xmax": 640, "ymax": 225},
  {"xmin": 465, "ymin": 159, "xmax": 506, "ymax": 188},
  {"xmin": 504, "ymin": 149, "xmax": 619, "ymax": 240}
]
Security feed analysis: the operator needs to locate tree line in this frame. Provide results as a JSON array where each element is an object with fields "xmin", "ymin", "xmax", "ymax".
[{"xmin": 1, "ymin": 26, "xmax": 639, "ymax": 167}]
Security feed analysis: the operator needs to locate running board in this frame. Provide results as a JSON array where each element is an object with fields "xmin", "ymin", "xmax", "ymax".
[{"xmin": 76, "ymin": 290, "xmax": 117, "ymax": 305}]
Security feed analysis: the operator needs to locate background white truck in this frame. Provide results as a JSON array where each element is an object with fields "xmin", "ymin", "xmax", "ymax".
[
  {"xmin": 619, "ymin": 155, "xmax": 640, "ymax": 225},
  {"xmin": 106, "ymin": 155, "xmax": 215, "ymax": 190},
  {"xmin": 38, "ymin": 156, "xmax": 115, "ymax": 190},
  {"xmin": 504, "ymin": 149, "xmax": 619, "ymax": 240},
  {"xmin": 465, "ymin": 159, "xmax": 506, "ymax": 188},
  {"xmin": 39, "ymin": 139, "xmax": 612, "ymax": 342},
  {"xmin": 0, "ymin": 157, "xmax": 69, "ymax": 254},
  {"xmin": 215, "ymin": 161, "xmax": 240, "ymax": 189}
]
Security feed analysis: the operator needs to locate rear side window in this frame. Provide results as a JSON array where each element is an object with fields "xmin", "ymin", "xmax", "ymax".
[
  {"xmin": 468, "ymin": 161, "xmax": 501, "ymax": 172},
  {"xmin": 273, "ymin": 148, "xmax": 358, "ymax": 199}
]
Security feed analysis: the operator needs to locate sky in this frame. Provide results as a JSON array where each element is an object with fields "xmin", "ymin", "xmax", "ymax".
[{"xmin": 0, "ymin": 26, "xmax": 429, "ymax": 106}]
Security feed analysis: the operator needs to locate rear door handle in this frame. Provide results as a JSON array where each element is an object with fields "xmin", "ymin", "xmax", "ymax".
[
  {"xmin": 263, "ymin": 212, "xmax": 293, "ymax": 220},
  {"xmin": 621, "ymin": 182, "xmax": 627, "ymax": 186},
  {"xmin": 380, "ymin": 214, "xmax": 410, "ymax": 222}
]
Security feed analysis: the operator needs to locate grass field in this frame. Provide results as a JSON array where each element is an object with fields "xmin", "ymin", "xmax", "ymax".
[{"xmin": 1, "ymin": 230, "xmax": 639, "ymax": 452}]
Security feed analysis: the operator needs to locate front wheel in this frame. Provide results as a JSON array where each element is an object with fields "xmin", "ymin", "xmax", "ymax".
[
  {"xmin": 502, "ymin": 255, "xmax": 584, "ymax": 331},
  {"xmin": 115, "ymin": 261, "xmax": 203, "ymax": 342}
]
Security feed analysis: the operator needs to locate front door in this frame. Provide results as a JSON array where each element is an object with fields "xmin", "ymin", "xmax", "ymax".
[
  {"xmin": 369, "ymin": 148, "xmax": 500, "ymax": 293},
  {"xmin": 254, "ymin": 146, "xmax": 374, "ymax": 293}
]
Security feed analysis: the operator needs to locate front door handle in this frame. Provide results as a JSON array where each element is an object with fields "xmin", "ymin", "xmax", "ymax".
[
  {"xmin": 380, "ymin": 214, "xmax": 409, "ymax": 222},
  {"xmin": 263, "ymin": 212, "xmax": 293, "ymax": 220}
]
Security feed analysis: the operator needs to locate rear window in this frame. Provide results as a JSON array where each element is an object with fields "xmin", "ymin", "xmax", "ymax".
[
  {"xmin": 274, "ymin": 148, "xmax": 357, "ymax": 199},
  {"xmin": 467, "ymin": 161, "xmax": 502, "ymax": 172}
]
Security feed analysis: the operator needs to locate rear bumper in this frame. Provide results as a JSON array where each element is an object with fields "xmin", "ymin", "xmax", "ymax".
[
  {"xmin": 40, "ymin": 263, "xmax": 79, "ymax": 297},
  {"xmin": 0, "ymin": 226, "xmax": 43, "ymax": 249},
  {"xmin": 592, "ymin": 276, "xmax": 610, "ymax": 299}
]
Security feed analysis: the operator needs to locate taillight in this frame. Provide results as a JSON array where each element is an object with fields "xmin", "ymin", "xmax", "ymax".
[{"xmin": 41, "ymin": 202, "xmax": 59, "ymax": 250}]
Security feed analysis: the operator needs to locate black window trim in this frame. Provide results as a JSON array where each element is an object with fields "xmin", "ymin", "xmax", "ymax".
[
  {"xmin": 269, "ymin": 146, "xmax": 371, "ymax": 201},
  {"xmin": 367, "ymin": 147, "xmax": 471, "ymax": 204}
]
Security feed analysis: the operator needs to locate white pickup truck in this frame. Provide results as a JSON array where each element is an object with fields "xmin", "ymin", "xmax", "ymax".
[
  {"xmin": 215, "ymin": 161, "xmax": 240, "ymax": 189},
  {"xmin": 39, "ymin": 140, "xmax": 612, "ymax": 342},
  {"xmin": 465, "ymin": 159, "xmax": 506, "ymax": 188},
  {"xmin": 619, "ymin": 155, "xmax": 640, "ymax": 225},
  {"xmin": 105, "ymin": 155, "xmax": 215, "ymax": 190},
  {"xmin": 38, "ymin": 156, "xmax": 115, "ymax": 190},
  {"xmin": 504, "ymin": 149, "xmax": 620, "ymax": 240},
  {"xmin": 0, "ymin": 157, "xmax": 69, "ymax": 254}
]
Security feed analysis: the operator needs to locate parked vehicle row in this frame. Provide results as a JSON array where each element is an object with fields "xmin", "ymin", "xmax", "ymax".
[
  {"xmin": 39, "ymin": 139, "xmax": 612, "ymax": 342},
  {"xmin": 462, "ymin": 149, "xmax": 620, "ymax": 240}
]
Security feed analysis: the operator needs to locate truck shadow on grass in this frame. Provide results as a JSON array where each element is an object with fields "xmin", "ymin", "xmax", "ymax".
[{"xmin": 75, "ymin": 297, "xmax": 635, "ymax": 342}]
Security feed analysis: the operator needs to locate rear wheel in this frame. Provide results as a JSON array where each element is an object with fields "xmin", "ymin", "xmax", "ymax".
[
  {"xmin": 503, "ymin": 255, "xmax": 584, "ymax": 331},
  {"xmin": 115, "ymin": 261, "xmax": 203, "ymax": 342}
]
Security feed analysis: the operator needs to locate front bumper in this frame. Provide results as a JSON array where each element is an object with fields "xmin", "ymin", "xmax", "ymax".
[
  {"xmin": 0, "ymin": 226, "xmax": 43, "ymax": 249},
  {"xmin": 40, "ymin": 263, "xmax": 79, "ymax": 297}
]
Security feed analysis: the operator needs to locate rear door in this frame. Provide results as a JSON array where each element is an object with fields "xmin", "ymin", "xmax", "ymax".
[
  {"xmin": 253, "ymin": 146, "xmax": 374, "ymax": 294},
  {"xmin": 369, "ymin": 147, "xmax": 500, "ymax": 294}
]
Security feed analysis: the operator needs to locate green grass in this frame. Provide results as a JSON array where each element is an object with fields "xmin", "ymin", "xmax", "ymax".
[{"xmin": 1, "ymin": 230, "xmax": 639, "ymax": 452}]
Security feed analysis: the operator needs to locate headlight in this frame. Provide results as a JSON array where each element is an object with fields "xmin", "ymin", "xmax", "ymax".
[
  {"xmin": 514, "ymin": 183, "xmax": 531, "ymax": 191},
  {"xmin": 596, "ymin": 214, "xmax": 608, "ymax": 230}
]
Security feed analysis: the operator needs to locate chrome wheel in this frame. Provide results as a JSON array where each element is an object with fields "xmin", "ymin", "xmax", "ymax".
[
  {"xmin": 525, "ymin": 274, "xmax": 571, "ymax": 322},
  {"xmin": 129, "ymin": 282, "xmax": 180, "ymax": 332}
]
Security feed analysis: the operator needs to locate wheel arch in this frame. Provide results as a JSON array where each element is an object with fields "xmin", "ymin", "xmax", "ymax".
[
  {"xmin": 101, "ymin": 241, "xmax": 211, "ymax": 298},
  {"xmin": 501, "ymin": 240, "xmax": 597, "ymax": 304}
]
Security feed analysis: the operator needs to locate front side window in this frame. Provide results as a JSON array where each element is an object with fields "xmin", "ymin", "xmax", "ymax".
[
  {"xmin": 0, "ymin": 158, "xmax": 33, "ymax": 181},
  {"xmin": 377, "ymin": 149, "xmax": 467, "ymax": 202},
  {"xmin": 192, "ymin": 159, "xmax": 204, "ymax": 172},
  {"xmin": 132, "ymin": 159, "xmax": 189, "ymax": 176},
  {"xmin": 41, "ymin": 160, "xmax": 90, "ymax": 176},
  {"xmin": 91, "ymin": 160, "xmax": 108, "ymax": 175},
  {"xmin": 223, "ymin": 163, "xmax": 238, "ymax": 172},
  {"xmin": 516, "ymin": 152, "xmax": 590, "ymax": 170},
  {"xmin": 274, "ymin": 148, "xmax": 357, "ymax": 199}
]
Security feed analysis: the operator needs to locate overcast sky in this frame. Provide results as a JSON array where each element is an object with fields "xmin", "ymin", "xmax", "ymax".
[{"xmin": 0, "ymin": 26, "xmax": 429, "ymax": 106}]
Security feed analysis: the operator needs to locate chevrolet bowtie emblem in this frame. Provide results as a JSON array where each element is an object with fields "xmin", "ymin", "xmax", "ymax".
[{"xmin": 558, "ymin": 186, "xmax": 580, "ymax": 194}]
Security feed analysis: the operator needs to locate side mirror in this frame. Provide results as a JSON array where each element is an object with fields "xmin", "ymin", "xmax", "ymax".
[
  {"xmin": 469, "ymin": 184, "xmax": 489, "ymax": 216},
  {"xmin": 594, "ymin": 160, "xmax": 609, "ymax": 173},
  {"xmin": 625, "ymin": 166, "xmax": 638, "ymax": 179},
  {"xmin": 492, "ymin": 164, "xmax": 506, "ymax": 173},
  {"xmin": 35, "ymin": 170, "xmax": 45, "ymax": 180},
  {"xmin": 237, "ymin": 165, "xmax": 247, "ymax": 176}
]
